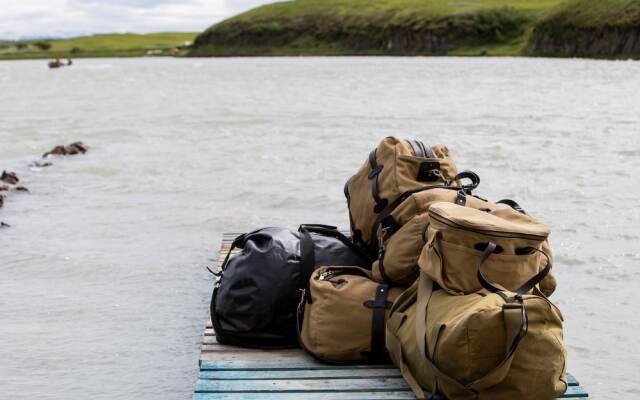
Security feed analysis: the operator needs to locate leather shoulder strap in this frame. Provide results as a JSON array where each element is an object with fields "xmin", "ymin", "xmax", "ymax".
[
  {"xmin": 415, "ymin": 272, "xmax": 435, "ymax": 369},
  {"xmin": 387, "ymin": 312, "xmax": 429, "ymax": 400}
]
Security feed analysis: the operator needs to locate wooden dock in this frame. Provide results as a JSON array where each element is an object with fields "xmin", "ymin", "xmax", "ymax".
[{"xmin": 193, "ymin": 233, "xmax": 589, "ymax": 399}]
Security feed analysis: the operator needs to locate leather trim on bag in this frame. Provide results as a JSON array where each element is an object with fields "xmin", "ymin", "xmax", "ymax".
[
  {"xmin": 364, "ymin": 283, "xmax": 392, "ymax": 360},
  {"xmin": 368, "ymin": 149, "xmax": 388, "ymax": 213}
]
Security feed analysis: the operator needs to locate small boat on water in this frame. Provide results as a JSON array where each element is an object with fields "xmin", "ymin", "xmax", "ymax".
[{"xmin": 48, "ymin": 58, "xmax": 73, "ymax": 69}]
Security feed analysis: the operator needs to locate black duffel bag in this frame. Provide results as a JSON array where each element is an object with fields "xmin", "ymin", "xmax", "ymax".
[{"xmin": 211, "ymin": 224, "xmax": 372, "ymax": 348}]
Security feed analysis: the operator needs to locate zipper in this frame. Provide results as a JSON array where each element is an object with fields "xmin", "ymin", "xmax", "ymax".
[
  {"xmin": 316, "ymin": 267, "xmax": 369, "ymax": 282},
  {"xmin": 317, "ymin": 270, "xmax": 347, "ymax": 287},
  {"xmin": 318, "ymin": 270, "xmax": 337, "ymax": 281},
  {"xmin": 429, "ymin": 209, "xmax": 547, "ymax": 241}
]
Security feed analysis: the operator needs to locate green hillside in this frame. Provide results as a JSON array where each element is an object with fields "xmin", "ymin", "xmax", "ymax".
[
  {"xmin": 530, "ymin": 0, "xmax": 640, "ymax": 57},
  {"xmin": 190, "ymin": 0, "xmax": 640, "ymax": 58},
  {"xmin": 0, "ymin": 32, "xmax": 197, "ymax": 60}
]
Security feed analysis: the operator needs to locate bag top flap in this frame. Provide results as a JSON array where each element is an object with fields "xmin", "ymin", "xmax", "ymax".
[{"xmin": 429, "ymin": 202, "xmax": 550, "ymax": 240}]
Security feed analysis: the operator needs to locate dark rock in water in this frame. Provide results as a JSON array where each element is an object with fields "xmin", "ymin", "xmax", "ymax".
[
  {"xmin": 67, "ymin": 141, "xmax": 88, "ymax": 154},
  {"xmin": 1, "ymin": 171, "xmax": 19, "ymax": 185},
  {"xmin": 43, "ymin": 145, "xmax": 67, "ymax": 158},
  {"xmin": 0, "ymin": 185, "xmax": 9, "ymax": 192},
  {"xmin": 0, "ymin": 221, "xmax": 9, "ymax": 228},
  {"xmin": 30, "ymin": 161, "xmax": 53, "ymax": 168},
  {"xmin": 43, "ymin": 142, "xmax": 89, "ymax": 158},
  {"xmin": 14, "ymin": 186, "xmax": 29, "ymax": 192}
]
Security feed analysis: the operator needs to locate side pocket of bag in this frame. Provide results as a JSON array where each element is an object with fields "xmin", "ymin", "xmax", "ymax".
[{"xmin": 418, "ymin": 227, "xmax": 463, "ymax": 295}]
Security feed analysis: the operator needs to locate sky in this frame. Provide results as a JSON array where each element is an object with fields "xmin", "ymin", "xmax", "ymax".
[{"xmin": 1, "ymin": 0, "xmax": 276, "ymax": 40}]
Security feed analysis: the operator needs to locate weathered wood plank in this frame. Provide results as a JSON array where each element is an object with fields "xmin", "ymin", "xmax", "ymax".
[
  {"xmin": 201, "ymin": 360, "xmax": 396, "ymax": 370},
  {"xmin": 194, "ymin": 392, "xmax": 416, "ymax": 400},
  {"xmin": 198, "ymin": 358, "xmax": 587, "ymax": 398},
  {"xmin": 195, "ymin": 377, "xmax": 410, "ymax": 393},
  {"xmin": 200, "ymin": 349, "xmax": 309, "ymax": 362},
  {"xmin": 199, "ymin": 368, "xmax": 402, "ymax": 380}
]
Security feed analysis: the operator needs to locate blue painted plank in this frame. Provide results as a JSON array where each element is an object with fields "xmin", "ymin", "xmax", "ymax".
[
  {"xmin": 193, "ymin": 386, "xmax": 588, "ymax": 400},
  {"xmin": 195, "ymin": 372, "xmax": 586, "ymax": 398},
  {"xmin": 195, "ymin": 377, "xmax": 410, "ymax": 393},
  {"xmin": 198, "ymin": 363, "xmax": 587, "ymax": 397},
  {"xmin": 200, "ymin": 360, "xmax": 395, "ymax": 370},
  {"xmin": 561, "ymin": 385, "xmax": 589, "ymax": 398},
  {"xmin": 199, "ymin": 368, "xmax": 402, "ymax": 380},
  {"xmin": 194, "ymin": 392, "xmax": 416, "ymax": 400}
]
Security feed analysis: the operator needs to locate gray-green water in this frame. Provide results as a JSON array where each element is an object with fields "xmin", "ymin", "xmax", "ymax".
[{"xmin": 1, "ymin": 57, "xmax": 639, "ymax": 399}]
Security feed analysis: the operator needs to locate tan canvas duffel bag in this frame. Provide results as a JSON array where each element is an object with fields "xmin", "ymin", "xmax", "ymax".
[
  {"xmin": 420, "ymin": 202, "xmax": 556, "ymax": 295},
  {"xmin": 386, "ymin": 273, "xmax": 568, "ymax": 400},
  {"xmin": 344, "ymin": 137, "xmax": 461, "ymax": 255},
  {"xmin": 372, "ymin": 187, "xmax": 502, "ymax": 287},
  {"xmin": 298, "ymin": 266, "xmax": 404, "ymax": 363}
]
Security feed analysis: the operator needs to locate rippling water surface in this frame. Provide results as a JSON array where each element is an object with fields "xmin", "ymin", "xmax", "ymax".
[{"xmin": 1, "ymin": 57, "xmax": 638, "ymax": 399}]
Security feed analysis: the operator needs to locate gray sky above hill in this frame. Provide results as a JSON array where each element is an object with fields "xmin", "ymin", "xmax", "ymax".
[{"xmin": 2, "ymin": 0, "xmax": 275, "ymax": 39}]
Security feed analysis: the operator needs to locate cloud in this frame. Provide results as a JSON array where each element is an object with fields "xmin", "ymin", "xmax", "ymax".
[{"xmin": 0, "ymin": 0, "xmax": 276, "ymax": 40}]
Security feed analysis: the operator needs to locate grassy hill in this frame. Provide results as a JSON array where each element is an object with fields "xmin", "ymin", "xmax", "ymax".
[
  {"xmin": 0, "ymin": 32, "xmax": 198, "ymax": 60},
  {"xmin": 190, "ymin": 0, "xmax": 640, "ymax": 58},
  {"xmin": 529, "ymin": 0, "xmax": 640, "ymax": 58}
]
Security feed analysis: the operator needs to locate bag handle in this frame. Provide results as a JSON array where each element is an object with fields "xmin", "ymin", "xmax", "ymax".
[
  {"xmin": 477, "ymin": 243, "xmax": 552, "ymax": 296},
  {"xmin": 298, "ymin": 224, "xmax": 372, "ymax": 263},
  {"xmin": 299, "ymin": 224, "xmax": 372, "ymax": 262},
  {"xmin": 455, "ymin": 170, "xmax": 480, "ymax": 192},
  {"xmin": 298, "ymin": 224, "xmax": 372, "ymax": 303},
  {"xmin": 298, "ymin": 227, "xmax": 317, "ymax": 303},
  {"xmin": 497, "ymin": 199, "xmax": 526, "ymax": 214},
  {"xmin": 369, "ymin": 170, "xmax": 481, "ymax": 247},
  {"xmin": 216, "ymin": 231, "xmax": 251, "ymax": 274}
]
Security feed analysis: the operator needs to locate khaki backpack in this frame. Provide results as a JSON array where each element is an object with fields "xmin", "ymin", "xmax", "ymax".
[
  {"xmin": 298, "ymin": 266, "xmax": 403, "ymax": 363},
  {"xmin": 372, "ymin": 187, "xmax": 500, "ymax": 287},
  {"xmin": 344, "ymin": 137, "xmax": 460, "ymax": 255},
  {"xmin": 386, "ymin": 273, "xmax": 568, "ymax": 400},
  {"xmin": 420, "ymin": 202, "xmax": 555, "ymax": 295}
]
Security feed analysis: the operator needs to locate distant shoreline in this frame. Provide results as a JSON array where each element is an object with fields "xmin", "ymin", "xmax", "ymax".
[
  {"xmin": 0, "ymin": 32, "xmax": 197, "ymax": 61},
  {"xmin": 189, "ymin": 0, "xmax": 640, "ymax": 60},
  {"xmin": 4, "ymin": 0, "xmax": 640, "ymax": 62}
]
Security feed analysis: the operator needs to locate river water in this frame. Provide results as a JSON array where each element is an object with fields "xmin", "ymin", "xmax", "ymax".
[{"xmin": 0, "ymin": 57, "xmax": 638, "ymax": 399}]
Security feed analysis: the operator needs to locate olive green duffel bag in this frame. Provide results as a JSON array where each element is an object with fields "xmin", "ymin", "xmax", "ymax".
[
  {"xmin": 344, "ymin": 137, "xmax": 461, "ymax": 255},
  {"xmin": 298, "ymin": 266, "xmax": 404, "ymax": 363},
  {"xmin": 372, "ymin": 187, "xmax": 503, "ymax": 287},
  {"xmin": 386, "ymin": 273, "xmax": 568, "ymax": 400},
  {"xmin": 420, "ymin": 202, "xmax": 556, "ymax": 295}
]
